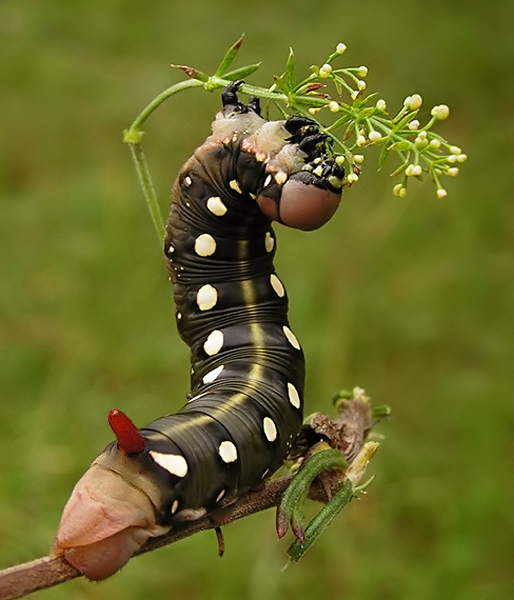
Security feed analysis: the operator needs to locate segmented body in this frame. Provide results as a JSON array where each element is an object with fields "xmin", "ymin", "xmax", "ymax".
[
  {"xmin": 53, "ymin": 87, "xmax": 344, "ymax": 580},
  {"xmin": 146, "ymin": 125, "xmax": 305, "ymax": 518}
]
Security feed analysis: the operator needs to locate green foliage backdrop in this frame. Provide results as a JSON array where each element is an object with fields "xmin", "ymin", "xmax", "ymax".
[{"xmin": 1, "ymin": 1, "xmax": 513, "ymax": 598}]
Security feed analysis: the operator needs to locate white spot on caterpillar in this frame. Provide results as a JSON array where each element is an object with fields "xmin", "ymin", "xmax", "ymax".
[
  {"xmin": 184, "ymin": 176, "xmax": 192, "ymax": 186},
  {"xmin": 261, "ymin": 468, "xmax": 269, "ymax": 479},
  {"xmin": 167, "ymin": 244, "xmax": 175, "ymax": 254},
  {"xmin": 270, "ymin": 274, "xmax": 285, "ymax": 298},
  {"xmin": 218, "ymin": 440, "xmax": 238, "ymax": 463},
  {"xmin": 229, "ymin": 180, "xmax": 242, "ymax": 194},
  {"xmin": 287, "ymin": 382, "xmax": 301, "ymax": 409},
  {"xmin": 194, "ymin": 233, "xmax": 216, "ymax": 257},
  {"xmin": 171, "ymin": 499, "xmax": 179, "ymax": 515},
  {"xmin": 265, "ymin": 231, "xmax": 275, "ymax": 253},
  {"xmin": 264, "ymin": 174, "xmax": 272, "ymax": 188},
  {"xmin": 203, "ymin": 330, "xmax": 224, "ymax": 356},
  {"xmin": 216, "ymin": 489, "xmax": 225, "ymax": 503},
  {"xmin": 207, "ymin": 196, "xmax": 227, "ymax": 216},
  {"xmin": 197, "ymin": 284, "xmax": 218, "ymax": 311},
  {"xmin": 263, "ymin": 417, "xmax": 277, "ymax": 442},
  {"xmin": 283, "ymin": 326, "xmax": 301, "ymax": 350},
  {"xmin": 203, "ymin": 364, "xmax": 224, "ymax": 384},
  {"xmin": 176, "ymin": 312, "xmax": 182, "ymax": 320},
  {"xmin": 150, "ymin": 451, "xmax": 188, "ymax": 477}
]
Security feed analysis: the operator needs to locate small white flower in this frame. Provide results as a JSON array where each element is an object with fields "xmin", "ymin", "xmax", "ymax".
[
  {"xmin": 431, "ymin": 104, "xmax": 450, "ymax": 120},
  {"xmin": 319, "ymin": 64, "xmax": 333, "ymax": 78},
  {"xmin": 407, "ymin": 94, "xmax": 423, "ymax": 110},
  {"xmin": 346, "ymin": 173, "xmax": 359, "ymax": 184},
  {"xmin": 308, "ymin": 107, "xmax": 321, "ymax": 115},
  {"xmin": 457, "ymin": 153, "xmax": 468, "ymax": 163},
  {"xmin": 405, "ymin": 164, "xmax": 422, "ymax": 177},
  {"xmin": 328, "ymin": 100, "xmax": 340, "ymax": 112},
  {"xmin": 447, "ymin": 167, "xmax": 459, "ymax": 177},
  {"xmin": 357, "ymin": 66, "xmax": 368, "ymax": 77},
  {"xmin": 417, "ymin": 131, "xmax": 427, "ymax": 140},
  {"xmin": 368, "ymin": 131, "xmax": 382, "ymax": 142},
  {"xmin": 336, "ymin": 43, "xmax": 347, "ymax": 54},
  {"xmin": 353, "ymin": 154, "xmax": 365, "ymax": 164},
  {"xmin": 429, "ymin": 138, "xmax": 441, "ymax": 150},
  {"xmin": 393, "ymin": 183, "xmax": 407, "ymax": 197},
  {"xmin": 437, "ymin": 188, "xmax": 448, "ymax": 198},
  {"xmin": 375, "ymin": 99, "xmax": 386, "ymax": 112},
  {"xmin": 408, "ymin": 120, "xmax": 420, "ymax": 130},
  {"xmin": 356, "ymin": 135, "xmax": 367, "ymax": 147},
  {"xmin": 357, "ymin": 79, "xmax": 366, "ymax": 90},
  {"xmin": 448, "ymin": 154, "xmax": 458, "ymax": 164},
  {"xmin": 351, "ymin": 90, "xmax": 359, "ymax": 100},
  {"xmin": 450, "ymin": 145, "xmax": 461, "ymax": 155}
]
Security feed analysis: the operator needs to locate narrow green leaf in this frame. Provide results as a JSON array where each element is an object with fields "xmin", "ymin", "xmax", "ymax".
[
  {"xmin": 284, "ymin": 48, "xmax": 296, "ymax": 92},
  {"xmin": 288, "ymin": 479, "xmax": 353, "ymax": 561},
  {"xmin": 378, "ymin": 141, "xmax": 391, "ymax": 169},
  {"xmin": 170, "ymin": 64, "xmax": 209, "ymax": 82},
  {"xmin": 389, "ymin": 140, "xmax": 411, "ymax": 152},
  {"xmin": 214, "ymin": 35, "xmax": 244, "ymax": 77},
  {"xmin": 394, "ymin": 111, "xmax": 417, "ymax": 131},
  {"xmin": 223, "ymin": 62, "xmax": 262, "ymax": 81}
]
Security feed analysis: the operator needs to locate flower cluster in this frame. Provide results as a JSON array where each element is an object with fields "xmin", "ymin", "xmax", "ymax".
[
  {"xmin": 160, "ymin": 37, "xmax": 465, "ymax": 199},
  {"xmin": 278, "ymin": 42, "xmax": 466, "ymax": 197}
]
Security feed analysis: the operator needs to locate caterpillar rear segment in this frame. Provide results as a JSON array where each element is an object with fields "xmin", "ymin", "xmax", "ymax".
[{"xmin": 52, "ymin": 82, "xmax": 344, "ymax": 580}]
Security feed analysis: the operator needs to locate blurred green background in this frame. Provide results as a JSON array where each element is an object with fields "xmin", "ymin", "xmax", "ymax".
[{"xmin": 1, "ymin": 0, "xmax": 513, "ymax": 598}]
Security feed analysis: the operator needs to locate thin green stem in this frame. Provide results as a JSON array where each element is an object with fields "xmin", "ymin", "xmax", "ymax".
[
  {"xmin": 128, "ymin": 142, "xmax": 165, "ymax": 241},
  {"xmin": 127, "ymin": 78, "xmax": 204, "ymax": 139}
]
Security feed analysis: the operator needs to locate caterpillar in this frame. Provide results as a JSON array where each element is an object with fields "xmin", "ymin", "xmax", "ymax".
[{"xmin": 52, "ymin": 81, "xmax": 345, "ymax": 581}]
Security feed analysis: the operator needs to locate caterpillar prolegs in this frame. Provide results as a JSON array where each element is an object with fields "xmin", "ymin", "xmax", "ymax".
[{"xmin": 52, "ymin": 82, "xmax": 344, "ymax": 580}]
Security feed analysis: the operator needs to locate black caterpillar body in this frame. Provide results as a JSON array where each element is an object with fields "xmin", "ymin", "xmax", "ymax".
[{"xmin": 53, "ymin": 83, "xmax": 344, "ymax": 580}]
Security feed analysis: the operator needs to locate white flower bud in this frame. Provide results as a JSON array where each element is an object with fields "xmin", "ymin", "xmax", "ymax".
[
  {"xmin": 429, "ymin": 138, "xmax": 441, "ymax": 150},
  {"xmin": 448, "ymin": 154, "xmax": 458, "ymax": 163},
  {"xmin": 393, "ymin": 183, "xmax": 407, "ymax": 197},
  {"xmin": 336, "ymin": 43, "xmax": 347, "ymax": 54},
  {"xmin": 408, "ymin": 120, "xmax": 420, "ymax": 130},
  {"xmin": 407, "ymin": 94, "xmax": 423, "ymax": 110},
  {"xmin": 431, "ymin": 104, "xmax": 450, "ymax": 120},
  {"xmin": 405, "ymin": 164, "xmax": 422, "ymax": 177},
  {"xmin": 457, "ymin": 153, "xmax": 467, "ymax": 163},
  {"xmin": 357, "ymin": 79, "xmax": 366, "ymax": 90},
  {"xmin": 450, "ymin": 146, "xmax": 461, "ymax": 155},
  {"xmin": 376, "ymin": 99, "xmax": 387, "ymax": 111},
  {"xmin": 328, "ymin": 101, "xmax": 340, "ymax": 112},
  {"xmin": 308, "ymin": 107, "xmax": 321, "ymax": 115},
  {"xmin": 351, "ymin": 90, "xmax": 359, "ymax": 100},
  {"xmin": 358, "ymin": 66, "xmax": 368, "ymax": 77},
  {"xmin": 346, "ymin": 173, "xmax": 359, "ymax": 184},
  {"xmin": 368, "ymin": 131, "xmax": 382, "ymax": 142},
  {"xmin": 353, "ymin": 154, "xmax": 365, "ymax": 164},
  {"xmin": 415, "ymin": 136, "xmax": 429, "ymax": 150},
  {"xmin": 356, "ymin": 135, "xmax": 367, "ymax": 147},
  {"xmin": 319, "ymin": 64, "xmax": 333, "ymax": 78},
  {"xmin": 447, "ymin": 167, "xmax": 459, "ymax": 176},
  {"xmin": 437, "ymin": 188, "xmax": 448, "ymax": 198}
]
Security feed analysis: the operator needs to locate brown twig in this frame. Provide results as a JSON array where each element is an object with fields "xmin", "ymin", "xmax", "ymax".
[{"xmin": 0, "ymin": 397, "xmax": 377, "ymax": 600}]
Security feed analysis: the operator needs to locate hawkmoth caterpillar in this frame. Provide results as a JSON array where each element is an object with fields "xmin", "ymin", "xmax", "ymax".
[{"xmin": 52, "ymin": 82, "xmax": 344, "ymax": 580}]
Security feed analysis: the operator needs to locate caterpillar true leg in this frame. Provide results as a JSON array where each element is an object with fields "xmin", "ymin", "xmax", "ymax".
[{"xmin": 53, "ymin": 84, "xmax": 344, "ymax": 580}]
